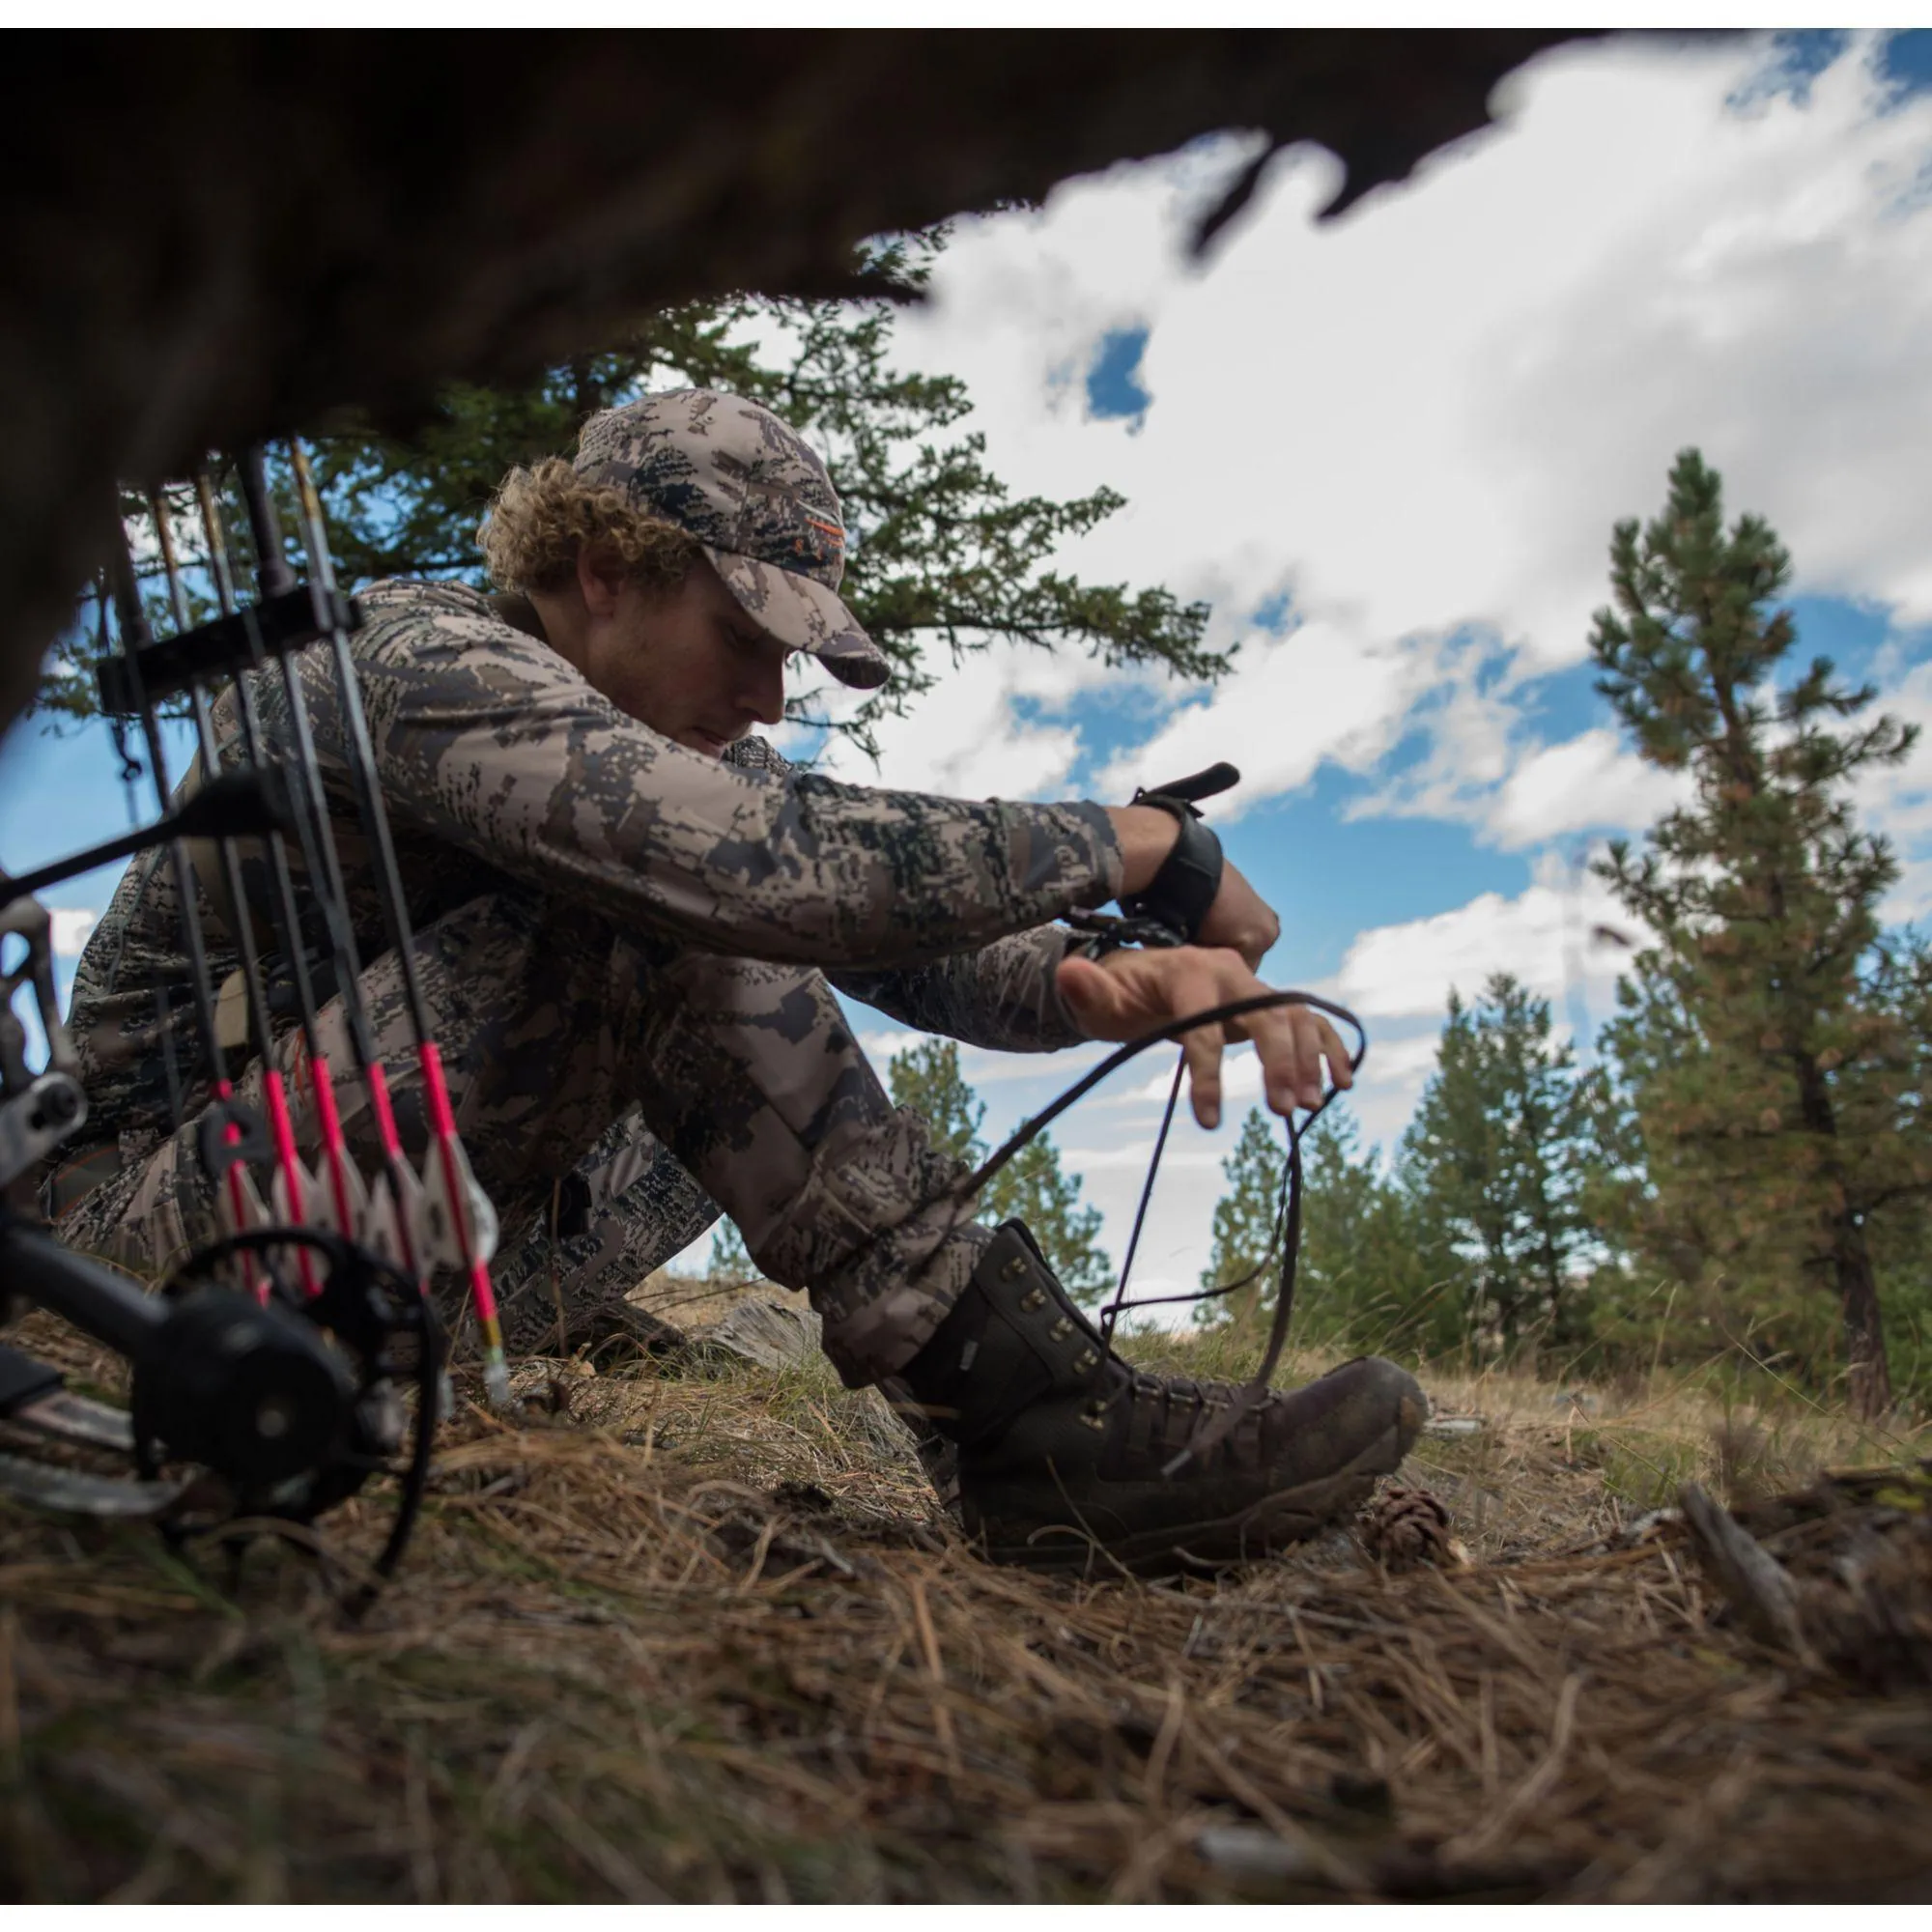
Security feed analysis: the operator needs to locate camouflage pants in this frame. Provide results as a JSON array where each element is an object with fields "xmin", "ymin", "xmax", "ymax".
[
  {"xmin": 52, "ymin": 886, "xmax": 988, "ymax": 1385},
  {"xmin": 480, "ymin": 1104, "xmax": 722, "ymax": 1360}
]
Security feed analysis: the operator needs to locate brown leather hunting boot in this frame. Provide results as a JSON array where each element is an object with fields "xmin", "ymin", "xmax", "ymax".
[{"xmin": 895, "ymin": 1219, "xmax": 1425, "ymax": 1577}]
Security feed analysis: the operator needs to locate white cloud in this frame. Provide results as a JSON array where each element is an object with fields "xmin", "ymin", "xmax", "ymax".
[
  {"xmin": 800, "ymin": 635, "xmax": 1095, "ymax": 800},
  {"xmin": 1052, "ymin": 1143, "xmax": 1224, "ymax": 1174},
  {"xmin": 963, "ymin": 1039, "xmax": 1114, "ymax": 1086},
  {"xmin": 1091, "ymin": 613, "xmax": 1448, "ymax": 815},
  {"xmin": 49, "ymin": 908, "xmax": 96, "ymax": 957},
  {"xmin": 855, "ymin": 1028, "xmax": 927, "ymax": 1066},
  {"xmin": 1344, "ymin": 652, "xmax": 1524, "ymax": 830},
  {"xmin": 1886, "ymin": 858, "xmax": 1932, "ymax": 926},
  {"xmin": 1857, "ymin": 652, "xmax": 1932, "ymax": 923},
  {"xmin": 1485, "ymin": 727, "xmax": 1692, "ymax": 849},
  {"xmin": 1136, "ymin": 1039, "xmax": 1257, "ymax": 1104},
  {"xmin": 880, "ymin": 33, "xmax": 1932, "ymax": 828},
  {"xmin": 1331, "ymin": 856, "xmax": 1645, "ymax": 1024},
  {"xmin": 1344, "ymin": 690, "xmax": 1710, "ymax": 854},
  {"xmin": 1139, "ymin": 36, "xmax": 1932, "ymax": 658},
  {"xmin": 1343, "ymin": 1030, "xmax": 1448, "ymax": 1153}
]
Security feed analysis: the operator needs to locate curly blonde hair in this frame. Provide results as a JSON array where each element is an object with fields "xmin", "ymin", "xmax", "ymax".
[{"xmin": 477, "ymin": 456, "xmax": 703, "ymax": 595}]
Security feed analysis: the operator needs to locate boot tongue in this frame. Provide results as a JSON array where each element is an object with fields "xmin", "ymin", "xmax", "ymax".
[
  {"xmin": 895, "ymin": 1280, "xmax": 995, "ymax": 1426},
  {"xmin": 898, "ymin": 1221, "xmax": 1110, "ymax": 1450},
  {"xmin": 896, "ymin": 1272, "xmax": 1062, "ymax": 1451}
]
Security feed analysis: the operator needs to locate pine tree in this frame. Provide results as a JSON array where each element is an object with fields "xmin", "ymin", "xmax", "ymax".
[
  {"xmin": 1200, "ymin": 1107, "xmax": 1286, "ymax": 1327},
  {"xmin": 886, "ymin": 1037, "xmax": 1111, "ymax": 1302},
  {"xmin": 706, "ymin": 1217, "xmax": 760, "ymax": 1287},
  {"xmin": 1202, "ymin": 1106, "xmax": 1451, "ymax": 1352},
  {"xmin": 41, "ymin": 232, "xmax": 1223, "ymax": 752},
  {"xmin": 1591, "ymin": 449, "xmax": 1926, "ymax": 1418},
  {"xmin": 985, "ymin": 1138, "xmax": 1113, "ymax": 1303},
  {"xmin": 1303, "ymin": 1112, "xmax": 1463, "ymax": 1356},
  {"xmin": 883, "ymin": 1037, "xmax": 984, "ymax": 1170},
  {"xmin": 1400, "ymin": 975, "xmax": 1601, "ymax": 1355}
]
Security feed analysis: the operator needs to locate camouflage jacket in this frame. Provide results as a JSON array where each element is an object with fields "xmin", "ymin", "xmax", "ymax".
[{"xmin": 67, "ymin": 579, "xmax": 1118, "ymax": 1149}]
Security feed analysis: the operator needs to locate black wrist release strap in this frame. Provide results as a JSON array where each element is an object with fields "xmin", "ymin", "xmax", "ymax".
[{"xmin": 1119, "ymin": 789, "xmax": 1224, "ymax": 944}]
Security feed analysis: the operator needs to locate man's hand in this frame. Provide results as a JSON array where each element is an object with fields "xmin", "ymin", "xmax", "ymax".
[{"xmin": 1056, "ymin": 945, "xmax": 1352, "ymax": 1130}]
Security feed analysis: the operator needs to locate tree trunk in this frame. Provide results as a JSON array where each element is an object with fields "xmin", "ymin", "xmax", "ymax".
[
  {"xmin": 568, "ymin": 354, "xmax": 599, "ymax": 426},
  {"xmin": 1791, "ymin": 1047, "xmax": 1893, "ymax": 1419},
  {"xmin": 1834, "ymin": 1215, "xmax": 1893, "ymax": 1420}
]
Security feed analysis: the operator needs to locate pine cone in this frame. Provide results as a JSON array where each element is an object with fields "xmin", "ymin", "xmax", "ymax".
[{"xmin": 1358, "ymin": 1485, "xmax": 1463, "ymax": 1571}]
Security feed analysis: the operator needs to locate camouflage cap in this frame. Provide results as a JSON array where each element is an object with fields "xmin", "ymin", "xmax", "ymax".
[{"xmin": 574, "ymin": 389, "xmax": 889, "ymax": 692}]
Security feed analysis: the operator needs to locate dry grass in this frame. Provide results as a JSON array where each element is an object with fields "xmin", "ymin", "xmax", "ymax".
[{"xmin": 2, "ymin": 1297, "xmax": 1929, "ymax": 1903}]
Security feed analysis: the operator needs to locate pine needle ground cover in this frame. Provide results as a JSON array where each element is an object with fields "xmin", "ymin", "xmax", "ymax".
[{"xmin": 2, "ymin": 1296, "xmax": 1928, "ymax": 1904}]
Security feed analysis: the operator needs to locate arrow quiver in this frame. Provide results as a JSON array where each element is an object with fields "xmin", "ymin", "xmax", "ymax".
[{"xmin": 0, "ymin": 447, "xmax": 512, "ymax": 1592}]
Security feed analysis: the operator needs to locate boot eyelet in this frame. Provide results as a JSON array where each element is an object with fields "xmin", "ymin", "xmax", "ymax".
[
  {"xmin": 1048, "ymin": 1316, "xmax": 1073, "ymax": 1341},
  {"xmin": 1080, "ymin": 1400, "xmax": 1109, "ymax": 1432},
  {"xmin": 1073, "ymin": 1347, "xmax": 1098, "ymax": 1374},
  {"xmin": 1018, "ymin": 1286, "xmax": 1047, "ymax": 1313},
  {"xmin": 1001, "ymin": 1256, "xmax": 1029, "ymax": 1281}
]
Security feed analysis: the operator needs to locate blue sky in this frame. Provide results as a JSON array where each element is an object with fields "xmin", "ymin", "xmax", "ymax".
[{"xmin": 6, "ymin": 28, "xmax": 1932, "ymax": 1312}]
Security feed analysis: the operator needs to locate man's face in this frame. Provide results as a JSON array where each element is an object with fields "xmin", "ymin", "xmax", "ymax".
[{"xmin": 582, "ymin": 555, "xmax": 791, "ymax": 756}]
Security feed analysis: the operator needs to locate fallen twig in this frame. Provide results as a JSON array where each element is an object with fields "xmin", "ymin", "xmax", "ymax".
[{"xmin": 1679, "ymin": 1483, "xmax": 1814, "ymax": 1662}]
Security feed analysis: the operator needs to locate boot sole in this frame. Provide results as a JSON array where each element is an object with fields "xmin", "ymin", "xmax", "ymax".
[{"xmin": 970, "ymin": 1416, "xmax": 1409, "ymax": 1578}]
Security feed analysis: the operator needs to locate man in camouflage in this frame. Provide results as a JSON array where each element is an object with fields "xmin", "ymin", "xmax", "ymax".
[{"xmin": 53, "ymin": 390, "xmax": 1423, "ymax": 1574}]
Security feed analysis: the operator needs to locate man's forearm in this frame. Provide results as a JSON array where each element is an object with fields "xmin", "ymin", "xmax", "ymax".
[
  {"xmin": 831, "ymin": 925, "xmax": 1090, "ymax": 1056},
  {"xmin": 1105, "ymin": 802, "xmax": 1183, "ymax": 898}
]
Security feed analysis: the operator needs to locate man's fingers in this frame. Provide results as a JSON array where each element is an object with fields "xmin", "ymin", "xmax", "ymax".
[
  {"xmin": 1241, "ymin": 1004, "xmax": 1352, "ymax": 1115},
  {"xmin": 1180, "ymin": 1015, "xmax": 1225, "ymax": 1129},
  {"xmin": 1286, "ymin": 1009, "xmax": 1352, "ymax": 1103},
  {"xmin": 1058, "ymin": 951, "xmax": 1355, "ymax": 1124},
  {"xmin": 1168, "ymin": 959, "xmax": 1227, "ymax": 1128},
  {"xmin": 1055, "ymin": 953, "xmax": 1130, "ymax": 1034},
  {"xmin": 1315, "ymin": 1013, "xmax": 1353, "ymax": 1091},
  {"xmin": 1246, "ymin": 1005, "xmax": 1318, "ymax": 1115}
]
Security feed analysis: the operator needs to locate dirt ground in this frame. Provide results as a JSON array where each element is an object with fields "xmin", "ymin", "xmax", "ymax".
[{"xmin": 2, "ymin": 1285, "xmax": 1928, "ymax": 1904}]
